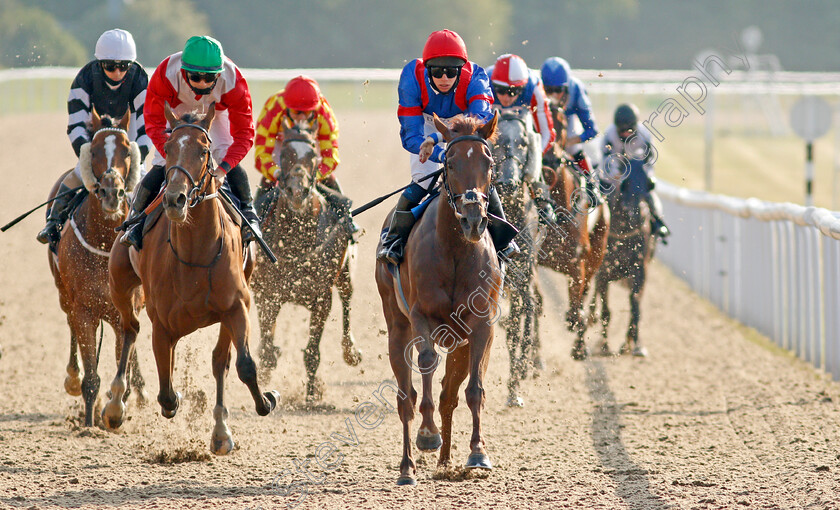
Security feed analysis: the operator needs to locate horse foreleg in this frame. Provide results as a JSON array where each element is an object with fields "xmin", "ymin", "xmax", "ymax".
[
  {"xmin": 255, "ymin": 295, "xmax": 282, "ymax": 386},
  {"xmin": 304, "ymin": 300, "xmax": 329, "ymax": 402},
  {"xmin": 596, "ymin": 275, "xmax": 612, "ymax": 355},
  {"xmin": 336, "ymin": 262, "xmax": 362, "ymax": 367},
  {"xmin": 211, "ymin": 331, "xmax": 235, "ymax": 455},
  {"xmin": 409, "ymin": 312, "xmax": 442, "ymax": 454},
  {"xmin": 72, "ymin": 314, "xmax": 100, "ymax": 427},
  {"xmin": 464, "ymin": 324, "xmax": 493, "ymax": 471},
  {"xmin": 504, "ymin": 291, "xmax": 524, "ymax": 408},
  {"xmin": 625, "ymin": 267, "xmax": 648, "ymax": 357},
  {"xmin": 568, "ymin": 264, "xmax": 589, "ymax": 360},
  {"xmin": 151, "ymin": 324, "xmax": 181, "ymax": 419},
  {"xmin": 227, "ymin": 302, "xmax": 280, "ymax": 417},
  {"xmin": 387, "ymin": 319, "xmax": 417, "ymax": 486},
  {"xmin": 438, "ymin": 345, "xmax": 469, "ymax": 467},
  {"xmin": 102, "ymin": 314, "xmax": 139, "ymax": 430},
  {"xmin": 532, "ymin": 283, "xmax": 544, "ymax": 373},
  {"xmin": 64, "ymin": 334, "xmax": 82, "ymax": 397}
]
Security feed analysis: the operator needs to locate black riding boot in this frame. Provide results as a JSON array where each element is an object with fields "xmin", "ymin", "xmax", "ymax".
[
  {"xmin": 226, "ymin": 165, "xmax": 262, "ymax": 243},
  {"xmin": 487, "ymin": 186, "xmax": 520, "ymax": 259},
  {"xmin": 318, "ymin": 179, "xmax": 362, "ymax": 243},
  {"xmin": 376, "ymin": 194, "xmax": 417, "ymax": 265},
  {"xmin": 646, "ymin": 191, "xmax": 670, "ymax": 244},
  {"xmin": 37, "ymin": 183, "xmax": 75, "ymax": 245},
  {"xmin": 119, "ymin": 164, "xmax": 164, "ymax": 249},
  {"xmin": 529, "ymin": 180, "xmax": 556, "ymax": 225}
]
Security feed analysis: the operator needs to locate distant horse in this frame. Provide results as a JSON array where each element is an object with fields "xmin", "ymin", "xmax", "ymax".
[
  {"xmin": 375, "ymin": 112, "xmax": 501, "ymax": 485},
  {"xmin": 252, "ymin": 126, "xmax": 362, "ymax": 401},
  {"xmin": 588, "ymin": 157, "xmax": 654, "ymax": 357},
  {"xmin": 537, "ymin": 106, "xmax": 610, "ymax": 360},
  {"xmin": 489, "ymin": 108, "xmax": 543, "ymax": 407},
  {"xmin": 46, "ymin": 109, "xmax": 146, "ymax": 426},
  {"xmin": 104, "ymin": 104, "xmax": 280, "ymax": 455}
]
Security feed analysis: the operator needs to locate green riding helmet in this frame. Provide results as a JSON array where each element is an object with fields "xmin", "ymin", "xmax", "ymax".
[{"xmin": 181, "ymin": 36, "xmax": 224, "ymax": 73}]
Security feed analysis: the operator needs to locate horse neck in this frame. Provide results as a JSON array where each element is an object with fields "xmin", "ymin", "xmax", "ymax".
[{"xmin": 550, "ymin": 165, "xmax": 575, "ymax": 212}]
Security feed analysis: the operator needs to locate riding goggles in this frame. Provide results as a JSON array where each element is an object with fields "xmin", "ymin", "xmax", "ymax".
[
  {"xmin": 186, "ymin": 71, "xmax": 219, "ymax": 84},
  {"xmin": 427, "ymin": 66, "xmax": 462, "ymax": 79},
  {"xmin": 494, "ymin": 84, "xmax": 524, "ymax": 97},
  {"xmin": 101, "ymin": 60, "xmax": 130, "ymax": 72},
  {"xmin": 544, "ymin": 85, "xmax": 568, "ymax": 95}
]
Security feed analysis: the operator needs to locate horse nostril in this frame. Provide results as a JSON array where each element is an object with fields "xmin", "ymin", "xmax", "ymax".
[
  {"xmin": 176, "ymin": 194, "xmax": 187, "ymax": 208},
  {"xmin": 118, "ymin": 189, "xmax": 125, "ymax": 198},
  {"xmin": 479, "ymin": 217, "xmax": 488, "ymax": 232},
  {"xmin": 460, "ymin": 217, "xmax": 470, "ymax": 230}
]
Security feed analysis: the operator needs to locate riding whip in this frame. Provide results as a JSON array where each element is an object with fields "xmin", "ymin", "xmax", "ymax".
[
  {"xmin": 351, "ymin": 169, "xmax": 443, "ymax": 217},
  {"xmin": 1, "ymin": 185, "xmax": 85, "ymax": 232}
]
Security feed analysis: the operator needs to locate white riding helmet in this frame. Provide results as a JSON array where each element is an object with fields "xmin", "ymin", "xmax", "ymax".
[{"xmin": 94, "ymin": 29, "xmax": 137, "ymax": 61}]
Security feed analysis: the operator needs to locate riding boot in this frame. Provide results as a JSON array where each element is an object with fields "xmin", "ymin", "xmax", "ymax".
[
  {"xmin": 318, "ymin": 178, "xmax": 362, "ymax": 243},
  {"xmin": 226, "ymin": 164, "xmax": 262, "ymax": 243},
  {"xmin": 646, "ymin": 189, "xmax": 670, "ymax": 244},
  {"xmin": 37, "ymin": 184, "xmax": 75, "ymax": 245},
  {"xmin": 528, "ymin": 180, "xmax": 556, "ymax": 225},
  {"xmin": 573, "ymin": 150, "xmax": 602, "ymax": 207},
  {"xmin": 376, "ymin": 194, "xmax": 417, "ymax": 265},
  {"xmin": 487, "ymin": 186, "xmax": 520, "ymax": 259},
  {"xmin": 118, "ymin": 182, "xmax": 155, "ymax": 249},
  {"xmin": 253, "ymin": 176, "xmax": 275, "ymax": 220}
]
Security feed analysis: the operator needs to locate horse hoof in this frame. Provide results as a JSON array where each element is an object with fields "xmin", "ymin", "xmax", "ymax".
[
  {"xmin": 101, "ymin": 400, "xmax": 126, "ymax": 430},
  {"xmin": 64, "ymin": 375, "xmax": 82, "ymax": 397},
  {"xmin": 396, "ymin": 475, "xmax": 417, "ymax": 486},
  {"xmin": 416, "ymin": 431, "xmax": 442, "ymax": 452},
  {"xmin": 633, "ymin": 346, "xmax": 649, "ymax": 357},
  {"xmin": 598, "ymin": 343, "xmax": 612, "ymax": 357},
  {"xmin": 465, "ymin": 453, "xmax": 493, "ymax": 470},
  {"xmin": 305, "ymin": 378, "xmax": 325, "ymax": 403},
  {"xmin": 506, "ymin": 395, "xmax": 524, "ymax": 408},
  {"xmin": 161, "ymin": 392, "xmax": 182, "ymax": 419},
  {"xmin": 211, "ymin": 435, "xmax": 236, "ymax": 456},
  {"xmin": 264, "ymin": 390, "xmax": 281, "ymax": 412},
  {"xmin": 342, "ymin": 344, "xmax": 362, "ymax": 367},
  {"xmin": 571, "ymin": 344, "xmax": 589, "ymax": 361}
]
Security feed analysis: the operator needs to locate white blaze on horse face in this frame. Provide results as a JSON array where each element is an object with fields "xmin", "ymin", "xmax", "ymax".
[
  {"xmin": 104, "ymin": 135, "xmax": 116, "ymax": 169},
  {"xmin": 467, "ymin": 147, "xmax": 474, "ymax": 158},
  {"xmin": 174, "ymin": 134, "xmax": 190, "ymax": 166}
]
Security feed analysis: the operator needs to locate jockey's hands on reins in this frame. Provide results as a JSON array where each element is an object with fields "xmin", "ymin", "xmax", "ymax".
[
  {"xmin": 419, "ymin": 137, "xmax": 436, "ymax": 163},
  {"xmin": 212, "ymin": 166, "xmax": 226, "ymax": 189}
]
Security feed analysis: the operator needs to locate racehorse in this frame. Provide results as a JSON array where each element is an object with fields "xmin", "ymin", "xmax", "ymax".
[
  {"xmin": 103, "ymin": 104, "xmax": 280, "ymax": 454},
  {"xmin": 489, "ymin": 107, "xmax": 543, "ymax": 407},
  {"xmin": 587, "ymin": 157, "xmax": 654, "ymax": 357},
  {"xmin": 251, "ymin": 126, "xmax": 362, "ymax": 401},
  {"xmin": 375, "ymin": 112, "xmax": 501, "ymax": 485},
  {"xmin": 46, "ymin": 109, "xmax": 146, "ymax": 426},
  {"xmin": 537, "ymin": 106, "xmax": 610, "ymax": 360}
]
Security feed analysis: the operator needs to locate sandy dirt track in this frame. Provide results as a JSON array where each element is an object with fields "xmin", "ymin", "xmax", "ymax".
[{"xmin": 1, "ymin": 112, "xmax": 840, "ymax": 509}]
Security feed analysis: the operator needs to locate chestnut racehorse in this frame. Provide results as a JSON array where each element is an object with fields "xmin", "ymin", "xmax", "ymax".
[
  {"xmin": 47, "ymin": 109, "xmax": 146, "ymax": 426},
  {"xmin": 375, "ymin": 113, "xmax": 501, "ymax": 485},
  {"xmin": 252, "ymin": 126, "xmax": 362, "ymax": 401},
  {"xmin": 537, "ymin": 106, "xmax": 610, "ymax": 360},
  {"xmin": 104, "ymin": 105, "xmax": 279, "ymax": 454}
]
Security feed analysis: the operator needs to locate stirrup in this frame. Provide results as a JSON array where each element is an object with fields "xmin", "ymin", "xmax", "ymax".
[
  {"xmin": 377, "ymin": 239, "xmax": 404, "ymax": 265},
  {"xmin": 498, "ymin": 240, "xmax": 520, "ymax": 260},
  {"xmin": 37, "ymin": 222, "xmax": 61, "ymax": 245},
  {"xmin": 119, "ymin": 223, "xmax": 142, "ymax": 249}
]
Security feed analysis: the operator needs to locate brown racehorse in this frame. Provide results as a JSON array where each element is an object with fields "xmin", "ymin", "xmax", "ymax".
[
  {"xmin": 537, "ymin": 106, "xmax": 610, "ymax": 360},
  {"xmin": 252, "ymin": 126, "xmax": 362, "ymax": 401},
  {"xmin": 375, "ymin": 113, "xmax": 501, "ymax": 485},
  {"xmin": 103, "ymin": 104, "xmax": 280, "ymax": 455},
  {"xmin": 47, "ymin": 109, "xmax": 146, "ymax": 426}
]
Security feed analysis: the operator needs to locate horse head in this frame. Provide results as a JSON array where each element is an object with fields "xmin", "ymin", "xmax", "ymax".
[
  {"xmin": 161, "ymin": 103, "xmax": 215, "ymax": 223},
  {"xmin": 274, "ymin": 126, "xmax": 319, "ymax": 213},
  {"xmin": 432, "ymin": 111, "xmax": 498, "ymax": 243},
  {"xmin": 606, "ymin": 157, "xmax": 649, "ymax": 235},
  {"xmin": 79, "ymin": 107, "xmax": 140, "ymax": 218},
  {"xmin": 491, "ymin": 107, "xmax": 535, "ymax": 193}
]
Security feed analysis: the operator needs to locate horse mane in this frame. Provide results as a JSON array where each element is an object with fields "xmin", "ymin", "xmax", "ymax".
[
  {"xmin": 178, "ymin": 112, "xmax": 204, "ymax": 124},
  {"xmin": 450, "ymin": 116, "xmax": 498, "ymax": 144},
  {"xmin": 87, "ymin": 114, "xmax": 120, "ymax": 132}
]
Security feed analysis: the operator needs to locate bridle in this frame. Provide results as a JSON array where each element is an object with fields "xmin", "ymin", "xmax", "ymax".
[
  {"xmin": 442, "ymin": 134, "xmax": 493, "ymax": 218},
  {"xmin": 276, "ymin": 135, "xmax": 319, "ymax": 202},
  {"xmin": 164, "ymin": 123, "xmax": 216, "ymax": 207},
  {"xmin": 89, "ymin": 126, "xmax": 129, "ymax": 198}
]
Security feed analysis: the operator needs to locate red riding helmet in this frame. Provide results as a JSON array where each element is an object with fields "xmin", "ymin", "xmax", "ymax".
[
  {"xmin": 491, "ymin": 54, "xmax": 529, "ymax": 87},
  {"xmin": 284, "ymin": 75, "xmax": 321, "ymax": 111},
  {"xmin": 422, "ymin": 29, "xmax": 468, "ymax": 67}
]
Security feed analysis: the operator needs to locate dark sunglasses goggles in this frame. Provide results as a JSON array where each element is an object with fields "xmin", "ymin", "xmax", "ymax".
[
  {"xmin": 544, "ymin": 85, "xmax": 569, "ymax": 95},
  {"xmin": 427, "ymin": 66, "xmax": 462, "ymax": 79},
  {"xmin": 186, "ymin": 71, "xmax": 219, "ymax": 84},
  {"xmin": 101, "ymin": 60, "xmax": 130, "ymax": 72},
  {"xmin": 494, "ymin": 84, "xmax": 524, "ymax": 97}
]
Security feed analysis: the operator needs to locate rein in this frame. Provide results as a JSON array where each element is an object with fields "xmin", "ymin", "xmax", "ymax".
[{"xmin": 442, "ymin": 134, "xmax": 492, "ymax": 215}]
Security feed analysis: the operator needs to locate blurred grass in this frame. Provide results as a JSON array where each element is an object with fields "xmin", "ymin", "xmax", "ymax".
[{"xmin": 2, "ymin": 76, "xmax": 837, "ymax": 209}]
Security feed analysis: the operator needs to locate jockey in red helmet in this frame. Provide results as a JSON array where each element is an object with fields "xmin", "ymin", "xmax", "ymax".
[
  {"xmin": 254, "ymin": 75, "xmax": 360, "ymax": 241},
  {"xmin": 377, "ymin": 29, "xmax": 517, "ymax": 265}
]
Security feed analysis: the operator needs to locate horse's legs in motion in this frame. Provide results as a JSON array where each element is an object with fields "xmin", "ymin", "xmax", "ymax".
[
  {"xmin": 111, "ymin": 320, "xmax": 147, "ymax": 406},
  {"xmin": 567, "ymin": 262, "xmax": 589, "ymax": 360},
  {"xmin": 388, "ymin": 319, "xmax": 418, "ymax": 485},
  {"xmin": 531, "ymin": 282, "xmax": 544, "ymax": 375},
  {"xmin": 64, "ymin": 334, "xmax": 82, "ymax": 396},
  {"xmin": 336, "ymin": 259, "xmax": 362, "ymax": 366},
  {"xmin": 623, "ymin": 266, "xmax": 648, "ymax": 357},
  {"xmin": 504, "ymin": 289, "xmax": 524, "ymax": 408},
  {"xmin": 226, "ymin": 302, "xmax": 280, "ymax": 416},
  {"xmin": 595, "ymin": 274, "xmax": 612, "ymax": 355},
  {"xmin": 102, "ymin": 303, "xmax": 140, "ymax": 430},
  {"xmin": 151, "ymin": 325, "xmax": 181, "ymax": 418},
  {"xmin": 256, "ymin": 296, "xmax": 282, "ymax": 386},
  {"xmin": 210, "ymin": 330, "xmax": 235, "ymax": 455},
  {"xmin": 71, "ymin": 314, "xmax": 100, "ymax": 427},
  {"xmin": 438, "ymin": 345, "xmax": 469, "ymax": 466},
  {"xmin": 411, "ymin": 314, "xmax": 442, "ymax": 453},
  {"xmin": 464, "ymin": 324, "xmax": 494, "ymax": 470},
  {"xmin": 304, "ymin": 298, "xmax": 330, "ymax": 402}
]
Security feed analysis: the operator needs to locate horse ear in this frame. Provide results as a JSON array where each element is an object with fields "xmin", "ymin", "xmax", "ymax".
[
  {"xmin": 432, "ymin": 113, "xmax": 451, "ymax": 142},
  {"xmin": 164, "ymin": 102, "xmax": 178, "ymax": 126},
  {"xmin": 201, "ymin": 103, "xmax": 216, "ymax": 130},
  {"xmin": 118, "ymin": 109, "xmax": 131, "ymax": 131},
  {"xmin": 478, "ymin": 110, "xmax": 499, "ymax": 141},
  {"xmin": 91, "ymin": 106, "xmax": 101, "ymax": 131}
]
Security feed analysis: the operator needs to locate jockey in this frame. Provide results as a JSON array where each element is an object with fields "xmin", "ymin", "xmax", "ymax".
[
  {"xmin": 37, "ymin": 29, "xmax": 152, "ymax": 245},
  {"xmin": 254, "ymin": 75, "xmax": 361, "ymax": 241},
  {"xmin": 601, "ymin": 103, "xmax": 670, "ymax": 242},
  {"xmin": 119, "ymin": 35, "xmax": 261, "ymax": 249},
  {"xmin": 486, "ymin": 53, "xmax": 557, "ymax": 224},
  {"xmin": 377, "ymin": 29, "xmax": 516, "ymax": 265},
  {"xmin": 540, "ymin": 57, "xmax": 601, "ymax": 204}
]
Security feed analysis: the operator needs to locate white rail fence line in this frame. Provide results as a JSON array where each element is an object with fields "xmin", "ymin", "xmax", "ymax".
[{"xmin": 658, "ymin": 181, "xmax": 840, "ymax": 380}]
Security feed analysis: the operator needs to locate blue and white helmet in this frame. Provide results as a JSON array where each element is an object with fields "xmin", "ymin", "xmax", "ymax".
[
  {"xmin": 540, "ymin": 57, "xmax": 571, "ymax": 88},
  {"xmin": 94, "ymin": 29, "xmax": 137, "ymax": 62}
]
